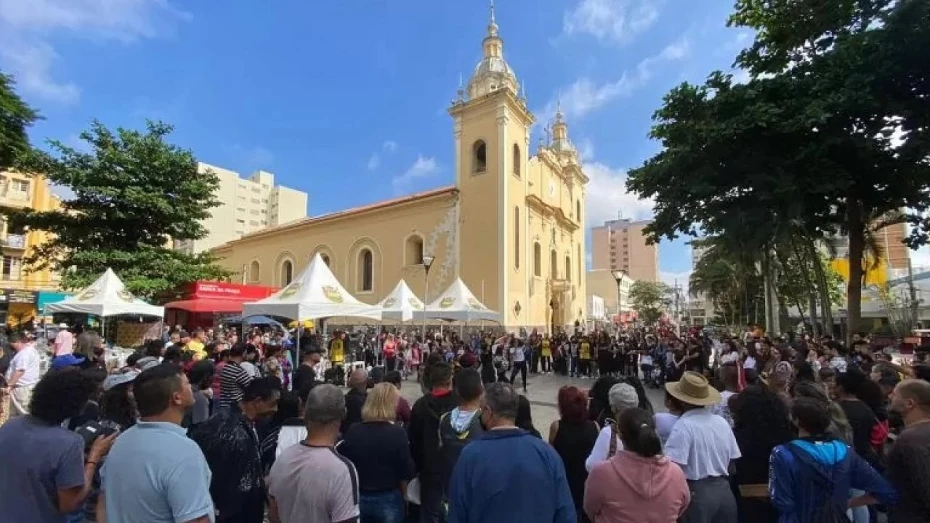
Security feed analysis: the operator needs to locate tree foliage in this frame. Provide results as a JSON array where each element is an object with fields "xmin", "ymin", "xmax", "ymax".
[
  {"xmin": 11, "ymin": 120, "xmax": 231, "ymax": 298},
  {"xmin": 627, "ymin": 0, "xmax": 930, "ymax": 339},
  {"xmin": 629, "ymin": 280, "xmax": 672, "ymax": 325},
  {"xmin": 0, "ymin": 71, "xmax": 40, "ymax": 172}
]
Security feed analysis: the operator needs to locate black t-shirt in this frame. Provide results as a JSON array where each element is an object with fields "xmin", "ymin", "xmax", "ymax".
[
  {"xmin": 339, "ymin": 421, "xmax": 415, "ymax": 492},
  {"xmin": 839, "ymin": 399, "xmax": 881, "ymax": 467},
  {"xmin": 294, "ymin": 363, "xmax": 317, "ymax": 401}
]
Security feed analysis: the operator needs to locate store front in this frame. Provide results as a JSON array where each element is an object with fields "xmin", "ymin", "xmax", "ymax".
[
  {"xmin": 0, "ymin": 289, "xmax": 38, "ymax": 327},
  {"xmin": 164, "ymin": 281, "xmax": 277, "ymax": 329}
]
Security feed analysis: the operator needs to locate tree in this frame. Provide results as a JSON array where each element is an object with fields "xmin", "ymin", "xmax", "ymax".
[
  {"xmin": 11, "ymin": 120, "xmax": 231, "ymax": 298},
  {"xmin": 629, "ymin": 280, "xmax": 672, "ymax": 325},
  {"xmin": 0, "ymin": 71, "xmax": 40, "ymax": 172},
  {"xmin": 627, "ymin": 0, "xmax": 930, "ymax": 341}
]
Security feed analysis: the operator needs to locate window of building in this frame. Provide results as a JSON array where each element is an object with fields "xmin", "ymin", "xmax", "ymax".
[
  {"xmin": 250, "ymin": 209, "xmax": 259, "ymax": 215},
  {"xmin": 514, "ymin": 206, "xmax": 520, "ymax": 269},
  {"xmin": 2, "ymin": 256, "xmax": 21, "ymax": 281},
  {"xmin": 251, "ymin": 198, "xmax": 261, "ymax": 204},
  {"xmin": 512, "ymin": 144, "xmax": 521, "ymax": 177},
  {"xmin": 321, "ymin": 254, "xmax": 331, "ymax": 267},
  {"xmin": 533, "ymin": 242, "xmax": 541, "ymax": 277},
  {"xmin": 565, "ymin": 256, "xmax": 571, "ymax": 282},
  {"xmin": 236, "ymin": 219, "xmax": 245, "ymax": 225},
  {"xmin": 237, "ymin": 195, "xmax": 246, "ymax": 201},
  {"xmin": 405, "ymin": 235, "xmax": 424, "ymax": 265},
  {"xmin": 550, "ymin": 250, "xmax": 558, "ymax": 280},
  {"xmin": 576, "ymin": 201, "xmax": 581, "ymax": 221},
  {"xmin": 249, "ymin": 220, "xmax": 259, "ymax": 226},
  {"xmin": 473, "ymin": 140, "xmax": 487, "ymax": 173},
  {"xmin": 249, "ymin": 260, "xmax": 260, "ymax": 282},
  {"xmin": 358, "ymin": 249, "xmax": 373, "ymax": 292},
  {"xmin": 12, "ymin": 180, "xmax": 29, "ymax": 193},
  {"xmin": 577, "ymin": 244, "xmax": 582, "ymax": 281},
  {"xmin": 281, "ymin": 260, "xmax": 293, "ymax": 286}
]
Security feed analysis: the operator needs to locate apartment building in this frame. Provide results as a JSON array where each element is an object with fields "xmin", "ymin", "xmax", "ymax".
[
  {"xmin": 688, "ymin": 237, "xmax": 717, "ymax": 325},
  {"xmin": 826, "ymin": 220, "xmax": 911, "ymax": 277},
  {"xmin": 590, "ymin": 218, "xmax": 659, "ymax": 282},
  {"xmin": 0, "ymin": 171, "xmax": 63, "ymax": 324},
  {"xmin": 175, "ymin": 162, "xmax": 308, "ymax": 254}
]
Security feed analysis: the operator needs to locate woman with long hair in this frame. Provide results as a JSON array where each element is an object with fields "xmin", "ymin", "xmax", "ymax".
[
  {"xmin": 729, "ymin": 385, "xmax": 795, "ymax": 523},
  {"xmin": 549, "ymin": 386, "xmax": 599, "ymax": 523},
  {"xmin": 338, "ymin": 382, "xmax": 415, "ymax": 522}
]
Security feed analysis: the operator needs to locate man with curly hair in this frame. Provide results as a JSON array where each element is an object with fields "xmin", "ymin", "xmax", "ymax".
[{"xmin": 0, "ymin": 367, "xmax": 116, "ymax": 523}]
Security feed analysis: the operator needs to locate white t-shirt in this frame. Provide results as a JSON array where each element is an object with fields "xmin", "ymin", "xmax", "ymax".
[
  {"xmin": 585, "ymin": 424, "xmax": 624, "ymax": 472},
  {"xmin": 7, "ymin": 345, "xmax": 41, "ymax": 387},
  {"xmin": 511, "ymin": 345, "xmax": 526, "ymax": 363},
  {"xmin": 743, "ymin": 355, "xmax": 757, "ymax": 370}
]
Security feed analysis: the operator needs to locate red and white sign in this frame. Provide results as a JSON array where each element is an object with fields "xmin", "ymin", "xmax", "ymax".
[{"xmin": 190, "ymin": 281, "xmax": 277, "ymax": 301}]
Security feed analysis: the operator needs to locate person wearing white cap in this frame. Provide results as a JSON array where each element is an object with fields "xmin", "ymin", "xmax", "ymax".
[
  {"xmin": 664, "ymin": 371, "xmax": 741, "ymax": 523},
  {"xmin": 585, "ymin": 383, "xmax": 641, "ymax": 471},
  {"xmin": 53, "ymin": 322, "xmax": 75, "ymax": 357}
]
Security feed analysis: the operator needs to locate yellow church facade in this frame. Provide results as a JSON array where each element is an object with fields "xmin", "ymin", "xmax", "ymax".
[{"xmin": 213, "ymin": 8, "xmax": 589, "ymax": 331}]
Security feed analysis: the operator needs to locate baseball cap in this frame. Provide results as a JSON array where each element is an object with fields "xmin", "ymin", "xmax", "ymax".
[{"xmin": 49, "ymin": 354, "xmax": 87, "ymax": 370}]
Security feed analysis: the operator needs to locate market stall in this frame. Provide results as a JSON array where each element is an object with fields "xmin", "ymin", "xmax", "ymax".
[
  {"xmin": 376, "ymin": 280, "xmax": 424, "ymax": 322},
  {"xmin": 414, "ymin": 277, "xmax": 500, "ymax": 323}
]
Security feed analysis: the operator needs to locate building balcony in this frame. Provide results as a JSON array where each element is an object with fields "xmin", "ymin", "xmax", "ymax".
[{"xmin": 4, "ymin": 234, "xmax": 26, "ymax": 249}]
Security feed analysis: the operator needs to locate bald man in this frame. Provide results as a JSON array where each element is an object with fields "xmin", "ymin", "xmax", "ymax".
[
  {"xmin": 887, "ymin": 379, "xmax": 930, "ymax": 523},
  {"xmin": 341, "ymin": 368, "xmax": 369, "ymax": 434}
]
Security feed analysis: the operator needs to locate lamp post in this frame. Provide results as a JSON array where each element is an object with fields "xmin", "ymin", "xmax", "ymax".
[
  {"xmin": 422, "ymin": 255, "xmax": 435, "ymax": 340},
  {"xmin": 612, "ymin": 269, "xmax": 626, "ymax": 327}
]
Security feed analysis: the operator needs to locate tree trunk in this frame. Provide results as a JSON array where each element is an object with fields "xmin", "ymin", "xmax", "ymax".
[
  {"xmin": 805, "ymin": 239, "xmax": 834, "ymax": 337},
  {"xmin": 847, "ymin": 198, "xmax": 865, "ymax": 345},
  {"xmin": 808, "ymin": 293, "xmax": 819, "ymax": 335},
  {"xmin": 788, "ymin": 238, "xmax": 819, "ymax": 335}
]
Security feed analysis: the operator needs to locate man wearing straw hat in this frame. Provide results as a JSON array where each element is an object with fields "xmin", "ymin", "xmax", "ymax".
[{"xmin": 664, "ymin": 371, "xmax": 741, "ymax": 523}]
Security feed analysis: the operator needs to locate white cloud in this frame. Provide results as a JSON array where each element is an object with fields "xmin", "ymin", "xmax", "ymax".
[
  {"xmin": 578, "ymin": 138, "xmax": 595, "ymax": 161},
  {"xmin": 562, "ymin": 0, "xmax": 663, "ymax": 45},
  {"xmin": 0, "ymin": 0, "xmax": 190, "ymax": 103},
  {"xmin": 660, "ymin": 270, "xmax": 692, "ymax": 295},
  {"xmin": 584, "ymin": 161, "xmax": 654, "ymax": 227},
  {"xmin": 392, "ymin": 155, "xmax": 438, "ymax": 193},
  {"xmin": 537, "ymin": 36, "xmax": 689, "ymax": 123},
  {"xmin": 367, "ymin": 140, "xmax": 399, "ymax": 171}
]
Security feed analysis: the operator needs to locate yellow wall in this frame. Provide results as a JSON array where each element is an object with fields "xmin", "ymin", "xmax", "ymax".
[{"xmin": 0, "ymin": 171, "xmax": 61, "ymax": 292}]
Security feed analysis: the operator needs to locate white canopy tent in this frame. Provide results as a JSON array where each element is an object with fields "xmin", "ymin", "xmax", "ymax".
[
  {"xmin": 414, "ymin": 277, "xmax": 500, "ymax": 323},
  {"xmin": 242, "ymin": 253, "xmax": 382, "ymax": 321},
  {"xmin": 45, "ymin": 268, "xmax": 164, "ymax": 318},
  {"xmin": 376, "ymin": 280, "xmax": 424, "ymax": 322}
]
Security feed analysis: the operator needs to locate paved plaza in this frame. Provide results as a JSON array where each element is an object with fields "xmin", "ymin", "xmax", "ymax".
[{"xmin": 396, "ymin": 372, "xmax": 667, "ymax": 431}]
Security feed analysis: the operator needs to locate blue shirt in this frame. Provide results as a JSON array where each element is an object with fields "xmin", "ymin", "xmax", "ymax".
[
  {"xmin": 0, "ymin": 417, "xmax": 86, "ymax": 523},
  {"xmin": 101, "ymin": 421, "xmax": 215, "ymax": 522},
  {"xmin": 448, "ymin": 428, "xmax": 576, "ymax": 523}
]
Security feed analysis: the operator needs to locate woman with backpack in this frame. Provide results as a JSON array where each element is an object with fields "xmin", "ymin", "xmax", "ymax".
[{"xmin": 769, "ymin": 397, "xmax": 897, "ymax": 523}]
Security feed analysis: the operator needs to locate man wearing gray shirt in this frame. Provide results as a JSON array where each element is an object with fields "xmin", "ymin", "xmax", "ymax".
[{"xmin": 98, "ymin": 364, "xmax": 215, "ymax": 523}]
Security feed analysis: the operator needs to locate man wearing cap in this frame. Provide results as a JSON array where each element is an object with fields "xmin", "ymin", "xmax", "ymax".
[{"xmin": 664, "ymin": 371, "xmax": 741, "ymax": 523}]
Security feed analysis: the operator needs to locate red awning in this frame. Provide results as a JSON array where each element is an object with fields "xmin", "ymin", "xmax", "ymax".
[{"xmin": 163, "ymin": 298, "xmax": 248, "ymax": 313}]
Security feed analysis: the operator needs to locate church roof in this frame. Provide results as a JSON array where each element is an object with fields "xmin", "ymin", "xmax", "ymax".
[{"xmin": 221, "ymin": 186, "xmax": 457, "ymax": 246}]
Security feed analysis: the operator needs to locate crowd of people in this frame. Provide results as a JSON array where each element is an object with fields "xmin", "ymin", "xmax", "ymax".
[{"xmin": 1, "ymin": 321, "xmax": 929, "ymax": 523}]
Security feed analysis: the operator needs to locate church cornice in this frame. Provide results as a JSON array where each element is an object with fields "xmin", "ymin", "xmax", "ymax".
[
  {"xmin": 449, "ymin": 88, "xmax": 535, "ymax": 126},
  {"xmin": 526, "ymin": 194, "xmax": 580, "ymax": 232}
]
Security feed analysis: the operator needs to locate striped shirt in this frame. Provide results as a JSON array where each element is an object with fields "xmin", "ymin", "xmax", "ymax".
[{"xmin": 218, "ymin": 361, "xmax": 252, "ymax": 410}]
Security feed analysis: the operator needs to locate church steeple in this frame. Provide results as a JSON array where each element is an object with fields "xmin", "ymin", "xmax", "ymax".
[
  {"xmin": 467, "ymin": 1, "xmax": 519, "ymax": 100},
  {"xmin": 550, "ymin": 100, "xmax": 577, "ymax": 156}
]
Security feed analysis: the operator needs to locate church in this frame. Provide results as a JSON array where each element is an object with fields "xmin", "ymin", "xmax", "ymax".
[{"xmin": 213, "ymin": 6, "xmax": 590, "ymax": 331}]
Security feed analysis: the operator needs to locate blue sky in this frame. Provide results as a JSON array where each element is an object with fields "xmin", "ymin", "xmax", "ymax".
[{"xmin": 0, "ymin": 1, "xmax": 785, "ymax": 288}]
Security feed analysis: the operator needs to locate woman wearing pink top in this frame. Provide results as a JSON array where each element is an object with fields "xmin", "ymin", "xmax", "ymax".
[{"xmin": 584, "ymin": 408, "xmax": 690, "ymax": 523}]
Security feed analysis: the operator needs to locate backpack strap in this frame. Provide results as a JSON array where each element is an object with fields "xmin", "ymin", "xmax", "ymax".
[
  {"xmin": 783, "ymin": 442, "xmax": 838, "ymax": 489},
  {"xmin": 437, "ymin": 411, "xmax": 451, "ymax": 449}
]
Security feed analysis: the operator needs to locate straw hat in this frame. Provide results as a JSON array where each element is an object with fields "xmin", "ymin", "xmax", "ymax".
[{"xmin": 665, "ymin": 371, "xmax": 721, "ymax": 406}]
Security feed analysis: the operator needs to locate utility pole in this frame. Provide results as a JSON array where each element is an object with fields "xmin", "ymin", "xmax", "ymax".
[{"xmin": 908, "ymin": 255, "xmax": 919, "ymax": 329}]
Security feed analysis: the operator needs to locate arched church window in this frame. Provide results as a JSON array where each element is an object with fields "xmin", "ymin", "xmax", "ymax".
[
  {"xmin": 281, "ymin": 260, "xmax": 293, "ymax": 286},
  {"xmin": 473, "ymin": 140, "xmax": 487, "ymax": 173},
  {"xmin": 321, "ymin": 253, "xmax": 331, "ymax": 267},
  {"xmin": 249, "ymin": 260, "xmax": 260, "ymax": 283},
  {"xmin": 514, "ymin": 206, "xmax": 520, "ymax": 269},
  {"xmin": 358, "ymin": 249, "xmax": 373, "ymax": 292},
  {"xmin": 576, "ymin": 200, "xmax": 581, "ymax": 221},
  {"xmin": 565, "ymin": 256, "xmax": 571, "ymax": 282},
  {"xmin": 405, "ymin": 235, "xmax": 424, "ymax": 265},
  {"xmin": 534, "ymin": 243, "xmax": 542, "ymax": 277},
  {"xmin": 513, "ymin": 144, "xmax": 521, "ymax": 177}
]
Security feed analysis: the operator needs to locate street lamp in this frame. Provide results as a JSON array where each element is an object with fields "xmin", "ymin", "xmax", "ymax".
[
  {"xmin": 612, "ymin": 269, "xmax": 626, "ymax": 325},
  {"xmin": 422, "ymin": 255, "xmax": 435, "ymax": 340}
]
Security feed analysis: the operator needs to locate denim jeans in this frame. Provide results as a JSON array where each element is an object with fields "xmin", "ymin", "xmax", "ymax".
[{"xmin": 360, "ymin": 489, "xmax": 406, "ymax": 523}]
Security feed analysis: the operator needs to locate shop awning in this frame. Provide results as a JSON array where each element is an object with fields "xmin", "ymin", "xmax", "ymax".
[{"xmin": 163, "ymin": 298, "xmax": 249, "ymax": 313}]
